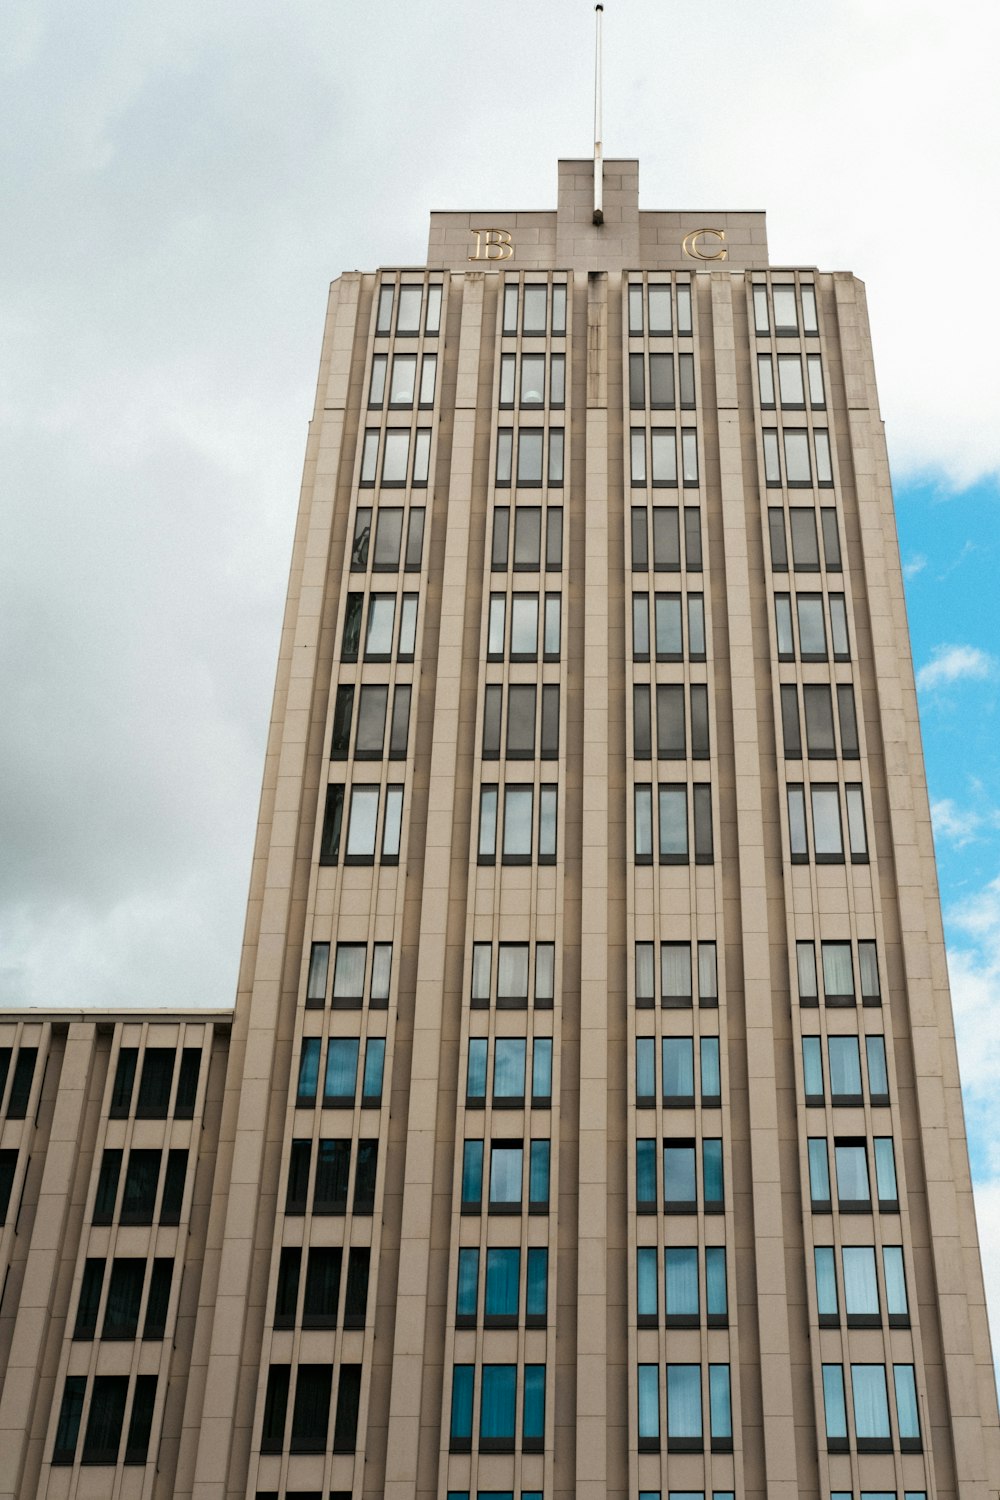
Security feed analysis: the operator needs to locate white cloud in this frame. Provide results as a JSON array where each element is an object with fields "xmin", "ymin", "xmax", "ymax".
[
  {"xmin": 932, "ymin": 798, "xmax": 983, "ymax": 846},
  {"xmin": 903, "ymin": 554, "xmax": 927, "ymax": 580},
  {"xmin": 917, "ymin": 645, "xmax": 995, "ymax": 692}
]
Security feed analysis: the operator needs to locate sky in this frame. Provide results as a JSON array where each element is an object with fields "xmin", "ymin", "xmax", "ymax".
[{"xmin": 3, "ymin": 0, "xmax": 1000, "ymax": 1364}]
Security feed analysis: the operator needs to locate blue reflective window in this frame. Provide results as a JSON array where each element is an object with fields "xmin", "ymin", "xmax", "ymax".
[
  {"xmin": 636, "ymin": 1037, "xmax": 655, "ymax": 1101},
  {"xmin": 523, "ymin": 1363, "xmax": 545, "ymax": 1443},
  {"xmin": 637, "ymin": 1246, "xmax": 658, "ymax": 1317},
  {"xmin": 637, "ymin": 1364, "xmax": 660, "ymax": 1440},
  {"xmin": 324, "ymin": 1038, "xmax": 359, "ymax": 1102},
  {"xmin": 708, "ymin": 1364, "xmax": 731, "ymax": 1442},
  {"xmin": 821, "ymin": 1363, "xmax": 847, "ymax": 1441},
  {"xmin": 850, "ymin": 1363, "xmax": 890, "ymax": 1441},
  {"xmin": 461, "ymin": 1140, "xmax": 483, "ymax": 1207},
  {"xmin": 705, "ymin": 1246, "xmax": 727, "ymax": 1317},
  {"xmin": 814, "ymin": 1245, "xmax": 838, "ymax": 1317},
  {"xmin": 801, "ymin": 1035, "xmax": 823, "ymax": 1098},
  {"xmin": 450, "ymin": 1364, "xmax": 473, "ymax": 1443},
  {"xmin": 666, "ymin": 1364, "xmax": 702, "ymax": 1439},
  {"xmin": 663, "ymin": 1143, "xmax": 696, "ymax": 1205},
  {"xmin": 480, "ymin": 1364, "xmax": 516, "ymax": 1441},
  {"xmin": 636, "ymin": 1139, "xmax": 657, "ymax": 1207},
  {"xmin": 362, "ymin": 1037, "xmax": 385, "ymax": 1102},
  {"xmin": 456, "ymin": 1247, "xmax": 479, "ymax": 1320},
  {"xmin": 526, "ymin": 1247, "xmax": 548, "ymax": 1320},
  {"xmin": 531, "ymin": 1037, "xmax": 552, "ymax": 1101},
  {"xmin": 467, "ymin": 1039, "xmax": 487, "ymax": 1101},
  {"xmin": 893, "ymin": 1363, "xmax": 920, "ymax": 1442},
  {"xmin": 663, "ymin": 1038, "xmax": 694, "ymax": 1101},
  {"xmin": 665, "ymin": 1247, "xmax": 699, "ymax": 1317},
  {"xmin": 296, "ymin": 1038, "xmax": 320, "ymax": 1104},
  {"xmin": 529, "ymin": 1139, "xmax": 550, "ymax": 1207},
  {"xmin": 485, "ymin": 1248, "xmax": 519, "ymax": 1319},
  {"xmin": 700, "ymin": 1036, "xmax": 720, "ymax": 1099},
  {"xmin": 702, "ymin": 1139, "xmax": 723, "ymax": 1206}
]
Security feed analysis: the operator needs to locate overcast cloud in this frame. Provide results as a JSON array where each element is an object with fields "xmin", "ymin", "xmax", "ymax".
[{"xmin": 2, "ymin": 3, "xmax": 999, "ymax": 1033}]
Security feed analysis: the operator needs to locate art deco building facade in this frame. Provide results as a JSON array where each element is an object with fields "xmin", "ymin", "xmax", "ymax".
[{"xmin": 1, "ymin": 158, "xmax": 998, "ymax": 1500}]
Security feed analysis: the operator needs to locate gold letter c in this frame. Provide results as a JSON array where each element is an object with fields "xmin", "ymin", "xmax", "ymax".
[{"xmin": 682, "ymin": 228, "xmax": 728, "ymax": 262}]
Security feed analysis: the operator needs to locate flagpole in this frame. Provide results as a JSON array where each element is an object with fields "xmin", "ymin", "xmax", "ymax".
[{"xmin": 593, "ymin": 4, "xmax": 604, "ymax": 225}]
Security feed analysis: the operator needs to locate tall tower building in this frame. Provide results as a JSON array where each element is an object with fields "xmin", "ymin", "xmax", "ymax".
[{"xmin": 1, "ymin": 157, "xmax": 997, "ymax": 1500}]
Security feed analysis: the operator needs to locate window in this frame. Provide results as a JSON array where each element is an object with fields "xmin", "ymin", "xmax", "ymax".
[
  {"xmin": 333, "ymin": 1364, "xmax": 362, "ymax": 1452},
  {"xmin": 82, "ymin": 1374, "xmax": 128, "ymax": 1464},
  {"xmin": 808, "ymin": 1137, "xmax": 831, "ymax": 1210},
  {"xmin": 479, "ymin": 783, "xmax": 557, "ymax": 864},
  {"xmin": 638, "ymin": 1363, "xmax": 660, "ymax": 1449},
  {"xmin": 324, "ymin": 1037, "xmax": 359, "ymax": 1105},
  {"xmin": 175, "ymin": 1048, "xmax": 200, "ymax": 1117},
  {"xmin": 0, "ymin": 1149, "xmax": 15, "ymax": 1226},
  {"xmin": 2, "ymin": 1046, "xmax": 35, "ymax": 1119},
  {"xmin": 822, "ymin": 1363, "xmax": 848, "ymax": 1450},
  {"xmin": 635, "ymin": 1037, "xmax": 720, "ymax": 1108},
  {"xmin": 644, "ymin": 1245, "xmax": 727, "ymax": 1327},
  {"xmin": 666, "ymin": 1363, "xmax": 702, "ymax": 1450},
  {"xmin": 160, "ymin": 1148, "xmax": 187, "ymax": 1223},
  {"xmin": 121, "ymin": 1150, "xmax": 160, "ymax": 1225},
  {"xmin": 643, "ymin": 782, "xmax": 713, "ymax": 864},
  {"xmin": 326, "ymin": 782, "xmax": 403, "ymax": 865},
  {"xmin": 788, "ymin": 782, "xmax": 864, "ymax": 863},
  {"xmin": 456, "ymin": 1247, "xmax": 479, "ymax": 1326},
  {"xmin": 74, "ymin": 1258, "xmax": 105, "ymax": 1340},
  {"xmin": 851, "ymin": 1364, "xmax": 892, "ymax": 1450},
  {"xmin": 261, "ymin": 1364, "xmax": 290, "ymax": 1453},
  {"xmin": 125, "ymin": 1378, "xmax": 157, "ymax": 1466},
  {"xmin": 303, "ymin": 1246, "xmax": 341, "ymax": 1328},
  {"xmin": 450, "ymin": 1364, "xmax": 474, "ymax": 1451},
  {"xmin": 109, "ymin": 1047, "xmax": 137, "ymax": 1117},
  {"xmin": 461, "ymin": 1140, "xmax": 484, "ymax": 1211},
  {"xmin": 93, "ymin": 1149, "xmax": 122, "ymax": 1224},
  {"xmin": 470, "ymin": 940, "xmax": 555, "ymax": 1010},
  {"xmin": 655, "ymin": 684, "xmax": 710, "ymax": 758},
  {"xmin": 102, "ymin": 1259, "xmax": 144, "ymax": 1339},
  {"xmin": 290, "ymin": 1365, "xmax": 332, "ymax": 1452},
  {"xmin": 489, "ymin": 1142, "xmax": 521, "ymax": 1211},
  {"xmin": 52, "ymin": 1376, "xmax": 86, "ymax": 1464},
  {"xmin": 480, "ymin": 1364, "xmax": 517, "ymax": 1450},
  {"xmin": 485, "ymin": 1247, "xmax": 519, "ymax": 1324},
  {"xmin": 274, "ymin": 1248, "xmax": 302, "ymax": 1329}
]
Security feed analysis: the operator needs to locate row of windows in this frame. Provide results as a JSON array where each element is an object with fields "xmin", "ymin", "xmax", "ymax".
[
  {"xmin": 781, "ymin": 683, "xmax": 859, "ymax": 760},
  {"xmin": 304, "ymin": 941, "xmax": 392, "ymax": 1010},
  {"xmin": 261, "ymin": 1363, "xmax": 361, "ymax": 1454},
  {"xmin": 769, "ymin": 504, "xmax": 842, "ymax": 572},
  {"xmin": 635, "ymin": 1037, "xmax": 721, "ymax": 1108},
  {"xmin": 634, "ymin": 783, "xmax": 714, "ymax": 865},
  {"xmin": 368, "ymin": 352, "xmax": 437, "ymax": 410},
  {"xmin": 635, "ymin": 941, "xmax": 719, "ymax": 1009},
  {"xmin": 460, "ymin": 1139, "xmax": 550, "ymax": 1214},
  {"xmin": 490, "ymin": 504, "xmax": 563, "ymax": 572},
  {"xmin": 319, "ymin": 782, "xmax": 403, "ymax": 867},
  {"xmin": 762, "ymin": 427, "xmax": 834, "ymax": 487},
  {"xmin": 636, "ymin": 1138, "xmax": 724, "ymax": 1213},
  {"xmin": 349, "ymin": 504, "xmax": 424, "ymax": 572},
  {"xmin": 447, "ymin": 1489, "xmax": 544, "ymax": 1500},
  {"xmin": 629, "ymin": 427, "xmax": 699, "ymax": 488},
  {"xmin": 274, "ymin": 1244, "xmax": 369, "ymax": 1330},
  {"xmin": 466, "ymin": 1036, "xmax": 552, "ymax": 1108},
  {"xmin": 375, "ymin": 280, "xmax": 442, "ymax": 337},
  {"xmin": 285, "ymin": 1138, "xmax": 378, "ymax": 1216},
  {"xmin": 483, "ymin": 684, "xmax": 559, "ymax": 760},
  {"xmin": 628, "ymin": 351, "xmax": 696, "ymax": 409},
  {"xmin": 341, "ymin": 590, "xmax": 417, "ymax": 662},
  {"xmin": 93, "ymin": 1148, "xmax": 187, "ymax": 1227},
  {"xmin": 630, "ymin": 505, "xmax": 703, "ymax": 573},
  {"xmin": 633, "ymin": 684, "xmax": 710, "ymax": 760},
  {"xmin": 359, "ymin": 427, "xmax": 431, "ymax": 488},
  {"xmin": 814, "ymin": 1243, "xmax": 910, "ymax": 1326},
  {"xmin": 636, "ymin": 1362, "xmax": 733, "ymax": 1451},
  {"xmin": 296, "ymin": 1036, "xmax": 386, "ymax": 1109},
  {"xmin": 808, "ymin": 1136, "xmax": 899, "ymax": 1213},
  {"xmin": 470, "ymin": 941, "xmax": 555, "ymax": 1010},
  {"xmin": 73, "ymin": 1256, "xmax": 173, "ymax": 1341},
  {"xmin": 477, "ymin": 784, "xmax": 557, "ymax": 865},
  {"xmin": 495, "ymin": 428, "xmax": 564, "ymax": 488},
  {"xmin": 798, "ymin": 939, "xmax": 881, "ymax": 1007},
  {"xmin": 499, "ymin": 352, "xmax": 565, "ymax": 409},
  {"xmin": 502, "ymin": 281, "xmax": 567, "ymax": 337},
  {"xmin": 0, "ymin": 1149, "xmax": 19, "ymax": 1225},
  {"xmin": 455, "ymin": 1245, "xmax": 548, "ymax": 1327},
  {"xmin": 109, "ymin": 1046, "xmax": 201, "ymax": 1120},
  {"xmin": 787, "ymin": 781, "xmax": 869, "ymax": 863},
  {"xmin": 638, "ymin": 1492, "xmax": 736, "ymax": 1500},
  {"xmin": 636, "ymin": 1244, "xmax": 728, "ymax": 1326},
  {"xmin": 758, "ymin": 352, "xmax": 825, "ymax": 409},
  {"xmin": 632, "ymin": 592, "xmax": 706, "ymax": 661},
  {"xmin": 331, "ymin": 683, "xmax": 411, "ymax": 761},
  {"xmin": 53, "ymin": 1374, "xmax": 157, "ymax": 1467},
  {"xmin": 0, "ymin": 1045, "xmax": 36, "ymax": 1120},
  {"xmin": 775, "ymin": 591, "xmax": 850, "ymax": 661},
  {"xmin": 802, "ymin": 1034, "xmax": 889, "ymax": 1106},
  {"xmin": 753, "ymin": 281, "xmax": 820, "ymax": 338},
  {"xmin": 449, "ymin": 1362, "xmax": 546, "ymax": 1451},
  {"xmin": 627, "ymin": 280, "xmax": 694, "ymax": 337},
  {"xmin": 487, "ymin": 592, "xmax": 561, "ymax": 660},
  {"xmin": 821, "ymin": 1362, "xmax": 921, "ymax": 1452}
]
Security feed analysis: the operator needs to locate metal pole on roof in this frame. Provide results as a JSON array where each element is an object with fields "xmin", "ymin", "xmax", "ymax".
[{"xmin": 593, "ymin": 4, "xmax": 604, "ymax": 225}]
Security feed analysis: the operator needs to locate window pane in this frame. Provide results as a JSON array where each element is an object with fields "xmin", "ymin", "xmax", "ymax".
[
  {"xmin": 636, "ymin": 1037, "xmax": 655, "ymax": 1101},
  {"xmin": 811, "ymin": 786, "xmax": 843, "ymax": 857},
  {"xmin": 649, "ymin": 284, "xmax": 672, "ymax": 333},
  {"xmin": 529, "ymin": 1138, "xmax": 550, "ymax": 1204},
  {"xmin": 325, "ymin": 1038, "xmax": 359, "ymax": 1103},
  {"xmin": 479, "ymin": 786, "xmax": 498, "ymax": 858},
  {"xmin": 638, "ymin": 1364, "xmax": 660, "ymax": 1439},
  {"xmin": 665, "ymin": 1247, "xmax": 698, "ymax": 1316},
  {"xmin": 709, "ymin": 1365, "xmax": 732, "ymax": 1441},
  {"xmin": 666, "ymin": 1364, "xmax": 702, "ymax": 1438},
  {"xmin": 657, "ymin": 685, "xmax": 685, "ymax": 757},
  {"xmin": 631, "ymin": 430, "xmax": 647, "ymax": 485},
  {"xmin": 797, "ymin": 596, "xmax": 826, "ymax": 657},
  {"xmin": 757, "ymin": 354, "xmax": 775, "ymax": 406},
  {"xmin": 784, "ymin": 430, "xmax": 811, "ymax": 484},
  {"xmin": 808, "ymin": 1138, "xmax": 830, "ymax": 1203},
  {"xmin": 801, "ymin": 284, "xmax": 819, "ymax": 332},
  {"xmin": 550, "ymin": 353, "xmax": 565, "ymax": 406},
  {"xmin": 450, "ymin": 1364, "xmax": 474, "ymax": 1442},
  {"xmin": 523, "ymin": 285, "xmax": 546, "ymax": 333},
  {"xmin": 373, "ymin": 508, "xmax": 403, "ymax": 568},
  {"xmin": 503, "ymin": 283, "xmax": 518, "ymax": 333},
  {"xmin": 634, "ymin": 785, "xmax": 653, "ymax": 860},
  {"xmin": 652, "ymin": 507, "xmax": 680, "ymax": 569},
  {"xmin": 797, "ymin": 942, "xmax": 818, "ymax": 1001},
  {"xmin": 703, "ymin": 1138, "xmax": 723, "ymax": 1204},
  {"xmin": 520, "ymin": 354, "xmax": 545, "ymax": 405},
  {"xmin": 787, "ymin": 786, "xmax": 807, "ymax": 857},
  {"xmin": 781, "ymin": 685, "xmax": 802, "ymax": 757},
  {"xmin": 830, "ymin": 594, "xmax": 850, "ymax": 658},
  {"xmin": 523, "ymin": 1364, "xmax": 546, "ymax": 1443},
  {"xmin": 688, "ymin": 594, "xmax": 705, "ymax": 657},
  {"xmin": 802, "ymin": 1036, "xmax": 823, "ymax": 1098},
  {"xmin": 706, "ymin": 1246, "xmax": 727, "ymax": 1316},
  {"xmin": 815, "ymin": 429, "xmax": 833, "ymax": 483},
  {"xmin": 874, "ymin": 1136, "xmax": 898, "ymax": 1202},
  {"xmin": 485, "ymin": 1247, "xmax": 520, "ymax": 1317},
  {"xmin": 778, "ymin": 355, "xmax": 804, "ymax": 406},
  {"xmin": 698, "ymin": 942, "xmax": 718, "ymax": 1005},
  {"xmin": 517, "ymin": 430, "xmax": 543, "ymax": 485},
  {"xmin": 772, "ymin": 285, "xmax": 797, "ymax": 331},
  {"xmin": 346, "ymin": 787, "xmax": 379, "ymax": 858},
  {"xmin": 659, "ymin": 786, "xmax": 688, "ymax": 859},
  {"xmin": 651, "ymin": 429, "xmax": 677, "ymax": 485},
  {"xmin": 822, "ymin": 1364, "xmax": 847, "ymax": 1440},
  {"xmin": 535, "ymin": 943, "xmax": 555, "ymax": 1004},
  {"xmin": 371, "ymin": 943, "xmax": 392, "ymax": 1004},
  {"xmin": 634, "ymin": 685, "xmax": 652, "ymax": 757},
  {"xmin": 768, "ymin": 508, "xmax": 787, "ymax": 567},
  {"xmin": 649, "ymin": 353, "xmax": 673, "ymax": 407},
  {"xmin": 790, "ymin": 508, "xmax": 819, "ymax": 569},
  {"xmin": 636, "ymin": 942, "xmax": 655, "ymax": 1005},
  {"xmin": 496, "ymin": 429, "xmax": 513, "ymax": 485},
  {"xmin": 546, "ymin": 507, "xmax": 563, "ymax": 569},
  {"xmin": 461, "ymin": 1140, "xmax": 483, "ymax": 1205},
  {"xmin": 894, "ymin": 1364, "xmax": 920, "ymax": 1441},
  {"xmin": 846, "ymin": 784, "xmax": 868, "ymax": 857},
  {"xmin": 552, "ymin": 283, "xmax": 567, "ymax": 333},
  {"xmin": 629, "ymin": 284, "xmax": 644, "ymax": 334},
  {"xmin": 493, "ymin": 1039, "xmax": 526, "ymax": 1100},
  {"xmin": 663, "ymin": 1038, "xmax": 694, "ymax": 1101},
  {"xmin": 663, "ymin": 1144, "xmax": 696, "ymax": 1204},
  {"xmin": 511, "ymin": 594, "xmax": 538, "ymax": 655},
  {"xmin": 843, "ymin": 1246, "xmax": 879, "ymax": 1315},
  {"xmin": 676, "ymin": 285, "xmax": 692, "ymax": 333},
  {"xmin": 775, "ymin": 595, "xmax": 793, "ymax": 655},
  {"xmin": 532, "ymin": 1037, "xmax": 552, "ymax": 1100},
  {"xmin": 637, "ymin": 1246, "xmax": 658, "ymax": 1316},
  {"xmin": 822, "ymin": 943, "xmax": 854, "ymax": 1000},
  {"xmin": 763, "ymin": 429, "xmax": 781, "ymax": 483},
  {"xmin": 389, "ymin": 355, "xmax": 416, "ymax": 406},
  {"xmin": 814, "ymin": 1246, "xmax": 838, "ymax": 1316},
  {"xmin": 375, "ymin": 285, "xmax": 393, "ymax": 334},
  {"xmin": 851, "ymin": 1364, "xmax": 890, "ymax": 1439},
  {"xmin": 829, "ymin": 1037, "xmax": 862, "ymax": 1099},
  {"xmin": 489, "ymin": 1144, "xmax": 522, "ymax": 1204},
  {"xmin": 753, "ymin": 285, "xmax": 770, "ymax": 333},
  {"xmin": 297, "ymin": 1038, "xmax": 321, "ymax": 1103},
  {"xmin": 548, "ymin": 428, "xmax": 564, "ymax": 484},
  {"xmin": 681, "ymin": 430, "xmax": 698, "ymax": 483},
  {"xmin": 498, "ymin": 944, "xmax": 529, "ymax": 1001},
  {"xmin": 655, "ymin": 594, "xmax": 682, "ymax": 658},
  {"xmin": 633, "ymin": 593, "xmax": 650, "ymax": 657},
  {"xmin": 382, "ymin": 430, "xmax": 410, "ymax": 484},
  {"xmin": 679, "ymin": 352, "xmax": 695, "ymax": 407},
  {"xmin": 636, "ymin": 1139, "xmax": 657, "ymax": 1207},
  {"xmin": 661, "ymin": 943, "xmax": 692, "ymax": 1002},
  {"xmin": 456, "ymin": 1247, "xmax": 479, "ymax": 1319},
  {"xmin": 835, "ymin": 1142, "xmax": 870, "ymax": 1204},
  {"xmin": 883, "ymin": 1246, "xmax": 908, "ymax": 1317},
  {"xmin": 506, "ymin": 684, "xmax": 536, "ymax": 757},
  {"xmin": 503, "ymin": 787, "xmax": 533, "ymax": 858},
  {"xmin": 396, "ymin": 285, "xmax": 421, "ymax": 332},
  {"xmin": 355, "ymin": 685, "xmax": 388, "ymax": 757},
  {"xmin": 837, "ymin": 685, "xmax": 859, "ymax": 756}
]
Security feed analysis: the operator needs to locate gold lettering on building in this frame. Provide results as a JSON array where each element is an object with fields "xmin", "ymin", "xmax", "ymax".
[
  {"xmin": 469, "ymin": 228, "xmax": 514, "ymax": 261},
  {"xmin": 682, "ymin": 227, "xmax": 728, "ymax": 262}
]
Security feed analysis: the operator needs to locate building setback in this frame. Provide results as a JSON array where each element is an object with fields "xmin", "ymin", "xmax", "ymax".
[{"xmin": 1, "ymin": 158, "xmax": 997, "ymax": 1500}]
